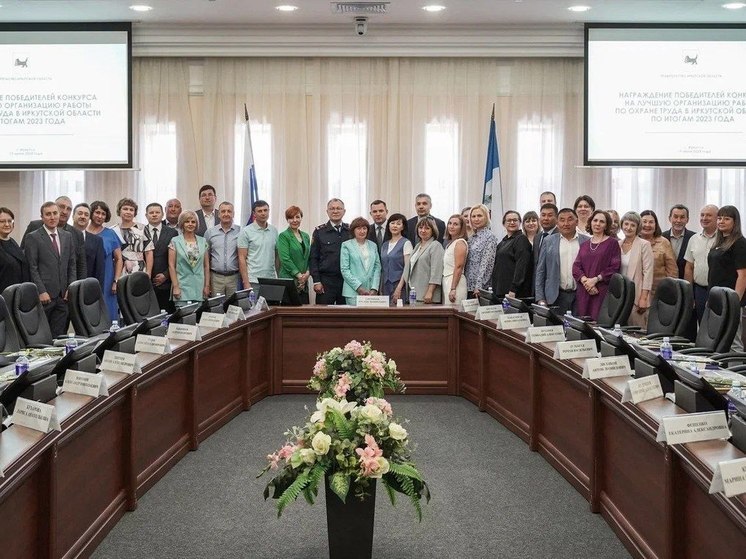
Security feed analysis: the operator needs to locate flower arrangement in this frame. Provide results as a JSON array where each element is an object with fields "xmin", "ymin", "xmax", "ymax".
[
  {"xmin": 307, "ymin": 340, "xmax": 405, "ymax": 402},
  {"xmin": 259, "ymin": 340, "xmax": 429, "ymax": 521}
]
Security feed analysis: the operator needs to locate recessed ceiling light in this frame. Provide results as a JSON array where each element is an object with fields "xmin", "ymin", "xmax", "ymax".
[
  {"xmin": 276, "ymin": 4, "xmax": 299, "ymax": 11},
  {"xmin": 129, "ymin": 5, "xmax": 153, "ymax": 12},
  {"xmin": 422, "ymin": 5, "xmax": 446, "ymax": 12},
  {"xmin": 568, "ymin": 5, "xmax": 591, "ymax": 12},
  {"xmin": 722, "ymin": 2, "xmax": 746, "ymax": 9}
]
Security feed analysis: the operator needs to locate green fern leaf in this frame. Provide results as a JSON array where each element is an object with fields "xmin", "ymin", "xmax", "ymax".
[
  {"xmin": 329, "ymin": 472, "xmax": 350, "ymax": 503},
  {"xmin": 388, "ymin": 462, "xmax": 423, "ymax": 481},
  {"xmin": 382, "ymin": 477, "xmax": 397, "ymax": 506},
  {"xmin": 330, "ymin": 409, "xmax": 355, "ymax": 440},
  {"xmin": 276, "ymin": 471, "xmax": 310, "ymax": 517}
]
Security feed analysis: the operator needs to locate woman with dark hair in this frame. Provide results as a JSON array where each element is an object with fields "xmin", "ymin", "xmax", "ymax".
[
  {"xmin": 619, "ymin": 211, "xmax": 653, "ymax": 328},
  {"xmin": 491, "ymin": 211, "xmax": 533, "ymax": 299},
  {"xmin": 0, "ymin": 207, "xmax": 30, "ymax": 293},
  {"xmin": 87, "ymin": 200, "xmax": 123, "ymax": 319},
  {"xmin": 443, "ymin": 214, "xmax": 468, "ymax": 305},
  {"xmin": 573, "ymin": 195, "xmax": 595, "ymax": 236},
  {"xmin": 639, "ymin": 209, "xmax": 677, "ymax": 301},
  {"xmin": 522, "ymin": 210, "xmax": 539, "ymax": 246},
  {"xmin": 340, "ymin": 217, "xmax": 381, "ymax": 305},
  {"xmin": 277, "ymin": 205, "xmax": 311, "ymax": 304},
  {"xmin": 409, "ymin": 217, "xmax": 444, "ymax": 304},
  {"xmin": 708, "ymin": 205, "xmax": 746, "ymax": 351},
  {"xmin": 379, "ymin": 213, "xmax": 412, "ymax": 303},
  {"xmin": 572, "ymin": 210, "xmax": 621, "ymax": 320},
  {"xmin": 607, "ymin": 209, "xmax": 621, "ymax": 238}
]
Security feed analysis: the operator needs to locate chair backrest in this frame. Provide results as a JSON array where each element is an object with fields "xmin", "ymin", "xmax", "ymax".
[
  {"xmin": 696, "ymin": 287, "xmax": 741, "ymax": 352},
  {"xmin": 69, "ymin": 278, "xmax": 111, "ymax": 336},
  {"xmin": 0, "ymin": 294, "xmax": 21, "ymax": 353},
  {"xmin": 596, "ymin": 273, "xmax": 635, "ymax": 328},
  {"xmin": 1, "ymin": 282, "xmax": 53, "ymax": 347},
  {"xmin": 647, "ymin": 278, "xmax": 688, "ymax": 336},
  {"xmin": 117, "ymin": 272, "xmax": 160, "ymax": 325}
]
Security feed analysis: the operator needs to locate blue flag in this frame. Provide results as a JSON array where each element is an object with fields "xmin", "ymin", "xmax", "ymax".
[
  {"xmin": 483, "ymin": 104, "xmax": 503, "ymax": 230},
  {"xmin": 243, "ymin": 104, "xmax": 259, "ymax": 225}
]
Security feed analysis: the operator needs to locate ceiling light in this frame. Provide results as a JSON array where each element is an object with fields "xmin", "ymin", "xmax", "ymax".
[
  {"xmin": 129, "ymin": 5, "xmax": 153, "ymax": 12},
  {"xmin": 276, "ymin": 4, "xmax": 299, "ymax": 11},
  {"xmin": 567, "ymin": 5, "xmax": 591, "ymax": 12},
  {"xmin": 422, "ymin": 5, "xmax": 446, "ymax": 12},
  {"xmin": 722, "ymin": 2, "xmax": 746, "ymax": 9}
]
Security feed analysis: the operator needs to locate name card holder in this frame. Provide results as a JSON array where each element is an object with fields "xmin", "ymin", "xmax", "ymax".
[
  {"xmin": 709, "ymin": 457, "xmax": 746, "ymax": 498},
  {"xmin": 622, "ymin": 375, "xmax": 664, "ymax": 404},
  {"xmin": 553, "ymin": 339, "xmax": 599, "ymax": 360},
  {"xmin": 582, "ymin": 355, "xmax": 633, "ymax": 380},
  {"xmin": 62, "ymin": 369, "xmax": 108, "ymax": 397},
  {"xmin": 356, "ymin": 295, "xmax": 390, "ymax": 308},
  {"xmin": 167, "ymin": 323, "xmax": 202, "ymax": 342},
  {"xmin": 100, "ymin": 350, "xmax": 140, "ymax": 375},
  {"xmin": 497, "ymin": 312, "xmax": 531, "ymax": 330},
  {"xmin": 475, "ymin": 305, "xmax": 504, "ymax": 321},
  {"xmin": 461, "ymin": 299, "xmax": 479, "ymax": 313},
  {"xmin": 656, "ymin": 411, "xmax": 730, "ymax": 445},
  {"xmin": 525, "ymin": 325, "xmax": 566, "ymax": 344},
  {"xmin": 12, "ymin": 397, "xmax": 61, "ymax": 433},
  {"xmin": 248, "ymin": 296, "xmax": 270, "ymax": 315},
  {"xmin": 199, "ymin": 312, "xmax": 227, "ymax": 329},
  {"xmin": 135, "ymin": 334, "xmax": 170, "ymax": 355},
  {"xmin": 225, "ymin": 304, "xmax": 245, "ymax": 324}
]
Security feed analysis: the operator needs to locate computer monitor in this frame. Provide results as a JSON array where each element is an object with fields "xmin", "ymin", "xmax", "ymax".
[
  {"xmin": 531, "ymin": 304, "xmax": 564, "ymax": 327},
  {"xmin": 223, "ymin": 289, "xmax": 252, "ymax": 312},
  {"xmin": 134, "ymin": 311, "xmax": 169, "ymax": 335},
  {"xmin": 0, "ymin": 356, "xmax": 59, "ymax": 413},
  {"xmin": 563, "ymin": 314, "xmax": 602, "ymax": 351},
  {"xmin": 257, "ymin": 277, "xmax": 302, "ymax": 306},
  {"xmin": 597, "ymin": 327, "xmax": 640, "ymax": 366},
  {"xmin": 51, "ymin": 338, "xmax": 99, "ymax": 385},
  {"xmin": 92, "ymin": 322, "xmax": 139, "ymax": 359},
  {"xmin": 504, "ymin": 295, "xmax": 532, "ymax": 317},
  {"xmin": 198, "ymin": 294, "xmax": 226, "ymax": 318},
  {"xmin": 169, "ymin": 301, "xmax": 201, "ymax": 325},
  {"xmin": 671, "ymin": 362, "xmax": 728, "ymax": 412},
  {"xmin": 632, "ymin": 344, "xmax": 678, "ymax": 394}
]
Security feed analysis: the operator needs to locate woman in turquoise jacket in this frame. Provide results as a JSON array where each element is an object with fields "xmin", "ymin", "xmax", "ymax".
[
  {"xmin": 168, "ymin": 210, "xmax": 210, "ymax": 306},
  {"xmin": 277, "ymin": 205, "xmax": 311, "ymax": 304},
  {"xmin": 340, "ymin": 217, "xmax": 381, "ymax": 305}
]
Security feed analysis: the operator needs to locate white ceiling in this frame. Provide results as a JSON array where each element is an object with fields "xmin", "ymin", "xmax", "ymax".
[{"xmin": 0, "ymin": 0, "xmax": 744, "ymax": 27}]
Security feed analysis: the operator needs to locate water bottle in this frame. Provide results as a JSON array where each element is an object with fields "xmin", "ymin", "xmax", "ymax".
[
  {"xmin": 14, "ymin": 354, "xmax": 29, "ymax": 376},
  {"xmin": 727, "ymin": 380, "xmax": 741, "ymax": 421},
  {"xmin": 64, "ymin": 333, "xmax": 78, "ymax": 355},
  {"xmin": 248, "ymin": 290, "xmax": 257, "ymax": 307},
  {"xmin": 660, "ymin": 337, "xmax": 673, "ymax": 360},
  {"xmin": 502, "ymin": 297, "xmax": 510, "ymax": 311},
  {"xmin": 563, "ymin": 311, "xmax": 572, "ymax": 333},
  {"xmin": 109, "ymin": 320, "xmax": 120, "ymax": 334},
  {"xmin": 160, "ymin": 310, "xmax": 169, "ymax": 329},
  {"xmin": 409, "ymin": 287, "xmax": 416, "ymax": 306},
  {"xmin": 613, "ymin": 324, "xmax": 623, "ymax": 338}
]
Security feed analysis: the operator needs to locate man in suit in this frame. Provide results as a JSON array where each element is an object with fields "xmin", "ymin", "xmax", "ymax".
[
  {"xmin": 310, "ymin": 198, "xmax": 350, "ymax": 305},
  {"xmin": 534, "ymin": 208, "xmax": 590, "ymax": 316},
  {"xmin": 662, "ymin": 204, "xmax": 694, "ymax": 279},
  {"xmin": 144, "ymin": 202, "xmax": 179, "ymax": 312},
  {"xmin": 539, "ymin": 191, "xmax": 557, "ymax": 207},
  {"xmin": 406, "ymin": 193, "xmax": 446, "ymax": 245},
  {"xmin": 22, "ymin": 195, "xmax": 86, "ymax": 280},
  {"xmin": 533, "ymin": 203, "xmax": 559, "ymax": 269},
  {"xmin": 24, "ymin": 201, "xmax": 76, "ymax": 337},
  {"xmin": 195, "ymin": 184, "xmax": 217, "ymax": 236},
  {"xmin": 164, "ymin": 198, "xmax": 182, "ymax": 229},
  {"xmin": 367, "ymin": 199, "xmax": 388, "ymax": 249},
  {"xmin": 72, "ymin": 203, "xmax": 106, "ymax": 290}
]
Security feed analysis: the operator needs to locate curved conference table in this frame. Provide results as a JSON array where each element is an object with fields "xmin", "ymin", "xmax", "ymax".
[{"xmin": 0, "ymin": 306, "xmax": 744, "ymax": 558}]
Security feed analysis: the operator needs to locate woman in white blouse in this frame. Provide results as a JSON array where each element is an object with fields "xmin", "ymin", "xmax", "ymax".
[
  {"xmin": 619, "ymin": 211, "xmax": 653, "ymax": 328},
  {"xmin": 443, "ymin": 214, "xmax": 468, "ymax": 305},
  {"xmin": 340, "ymin": 217, "xmax": 381, "ymax": 305}
]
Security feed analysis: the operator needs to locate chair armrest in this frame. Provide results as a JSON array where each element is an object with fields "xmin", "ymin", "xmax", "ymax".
[
  {"xmin": 620, "ymin": 326, "xmax": 644, "ymax": 332},
  {"xmin": 677, "ymin": 347, "xmax": 712, "ymax": 355}
]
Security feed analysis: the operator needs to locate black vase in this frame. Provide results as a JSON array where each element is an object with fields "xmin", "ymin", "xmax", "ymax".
[{"xmin": 325, "ymin": 477, "xmax": 376, "ymax": 559}]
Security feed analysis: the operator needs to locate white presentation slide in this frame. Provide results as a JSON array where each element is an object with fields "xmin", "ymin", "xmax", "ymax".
[
  {"xmin": 0, "ymin": 29, "xmax": 130, "ymax": 167},
  {"xmin": 586, "ymin": 27, "xmax": 746, "ymax": 165}
]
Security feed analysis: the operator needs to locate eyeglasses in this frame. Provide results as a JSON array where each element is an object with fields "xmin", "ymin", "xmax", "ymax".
[
  {"xmin": 0, "ymin": 219, "xmax": 13, "ymax": 225},
  {"xmin": 504, "ymin": 218, "xmax": 520, "ymax": 223}
]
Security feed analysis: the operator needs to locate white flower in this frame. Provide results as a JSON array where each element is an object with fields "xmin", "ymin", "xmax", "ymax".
[
  {"xmin": 299, "ymin": 448, "xmax": 316, "ymax": 465},
  {"xmin": 370, "ymin": 457, "xmax": 390, "ymax": 479},
  {"xmin": 311, "ymin": 398, "xmax": 357, "ymax": 423},
  {"xmin": 357, "ymin": 404, "xmax": 384, "ymax": 423},
  {"xmin": 311, "ymin": 431, "xmax": 332, "ymax": 455},
  {"xmin": 388, "ymin": 422, "xmax": 408, "ymax": 441},
  {"xmin": 387, "ymin": 358, "xmax": 397, "ymax": 371}
]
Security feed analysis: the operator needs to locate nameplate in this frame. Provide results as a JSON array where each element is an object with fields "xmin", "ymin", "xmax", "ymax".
[
  {"xmin": 62, "ymin": 369, "xmax": 108, "ymax": 397},
  {"xmin": 167, "ymin": 323, "xmax": 201, "ymax": 342},
  {"xmin": 100, "ymin": 350, "xmax": 140, "ymax": 375},
  {"xmin": 525, "ymin": 325, "xmax": 566, "ymax": 344},
  {"xmin": 553, "ymin": 339, "xmax": 599, "ymax": 360},
  {"xmin": 12, "ymin": 397, "xmax": 61, "ymax": 433},
  {"xmin": 461, "ymin": 299, "xmax": 479, "ymax": 313},
  {"xmin": 709, "ymin": 458, "xmax": 746, "ymax": 498},
  {"xmin": 622, "ymin": 375, "xmax": 664, "ymax": 404},
  {"xmin": 656, "ymin": 411, "xmax": 730, "ymax": 445},
  {"xmin": 582, "ymin": 355, "xmax": 632, "ymax": 380},
  {"xmin": 475, "ymin": 305, "xmax": 504, "ymax": 321},
  {"xmin": 199, "ymin": 312, "xmax": 227, "ymax": 329},
  {"xmin": 225, "ymin": 304, "xmax": 245, "ymax": 324},
  {"xmin": 356, "ymin": 295, "xmax": 390, "ymax": 308},
  {"xmin": 135, "ymin": 334, "xmax": 170, "ymax": 355},
  {"xmin": 497, "ymin": 312, "xmax": 531, "ymax": 330}
]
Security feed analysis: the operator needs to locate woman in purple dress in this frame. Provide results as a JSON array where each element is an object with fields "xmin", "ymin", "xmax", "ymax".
[{"xmin": 572, "ymin": 210, "xmax": 621, "ymax": 320}]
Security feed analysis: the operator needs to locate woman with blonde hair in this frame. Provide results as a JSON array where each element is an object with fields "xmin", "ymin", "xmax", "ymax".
[
  {"xmin": 618, "ymin": 211, "xmax": 653, "ymax": 328},
  {"xmin": 443, "ymin": 214, "xmax": 468, "ymax": 305},
  {"xmin": 465, "ymin": 204, "xmax": 497, "ymax": 299},
  {"xmin": 169, "ymin": 210, "xmax": 210, "ymax": 305}
]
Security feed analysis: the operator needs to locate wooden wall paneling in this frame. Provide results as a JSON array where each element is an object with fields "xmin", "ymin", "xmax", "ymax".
[
  {"xmin": 272, "ymin": 313, "xmax": 283, "ymax": 395},
  {"xmin": 447, "ymin": 314, "xmax": 459, "ymax": 394},
  {"xmin": 248, "ymin": 318, "xmax": 272, "ymax": 403},
  {"xmin": 0, "ymin": 455, "xmax": 49, "ymax": 559},
  {"xmin": 457, "ymin": 320, "xmax": 481, "ymax": 405},
  {"xmin": 528, "ymin": 348, "xmax": 539, "ymax": 452},
  {"xmin": 241, "ymin": 322, "xmax": 251, "ymax": 410}
]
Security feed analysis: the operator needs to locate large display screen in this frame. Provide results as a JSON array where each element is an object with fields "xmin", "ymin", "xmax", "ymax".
[
  {"xmin": 585, "ymin": 24, "xmax": 746, "ymax": 167},
  {"xmin": 0, "ymin": 22, "xmax": 131, "ymax": 169}
]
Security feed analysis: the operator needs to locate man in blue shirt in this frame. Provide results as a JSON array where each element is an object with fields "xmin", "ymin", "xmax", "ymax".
[{"xmin": 205, "ymin": 202, "xmax": 242, "ymax": 297}]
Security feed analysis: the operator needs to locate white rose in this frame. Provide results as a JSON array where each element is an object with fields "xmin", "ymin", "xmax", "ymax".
[
  {"xmin": 371, "ymin": 457, "xmax": 390, "ymax": 479},
  {"xmin": 388, "ymin": 422, "xmax": 408, "ymax": 441},
  {"xmin": 358, "ymin": 404, "xmax": 383, "ymax": 423},
  {"xmin": 388, "ymin": 358, "xmax": 397, "ymax": 371},
  {"xmin": 312, "ymin": 431, "xmax": 332, "ymax": 455},
  {"xmin": 299, "ymin": 448, "xmax": 316, "ymax": 465}
]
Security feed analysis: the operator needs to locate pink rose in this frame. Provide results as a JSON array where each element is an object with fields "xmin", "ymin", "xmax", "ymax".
[{"xmin": 344, "ymin": 340, "xmax": 365, "ymax": 357}]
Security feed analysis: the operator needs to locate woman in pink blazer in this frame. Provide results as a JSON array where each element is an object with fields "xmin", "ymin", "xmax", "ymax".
[{"xmin": 619, "ymin": 211, "xmax": 654, "ymax": 328}]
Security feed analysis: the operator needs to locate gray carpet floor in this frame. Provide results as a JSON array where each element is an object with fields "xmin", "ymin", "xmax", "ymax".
[{"xmin": 92, "ymin": 395, "xmax": 631, "ymax": 559}]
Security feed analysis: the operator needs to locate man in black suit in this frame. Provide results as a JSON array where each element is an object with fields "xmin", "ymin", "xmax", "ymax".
[
  {"xmin": 22, "ymin": 195, "xmax": 86, "ymax": 280},
  {"xmin": 164, "ymin": 198, "xmax": 182, "ymax": 229},
  {"xmin": 195, "ymin": 184, "xmax": 217, "ymax": 237},
  {"xmin": 406, "ymin": 193, "xmax": 446, "ymax": 245},
  {"xmin": 662, "ymin": 204, "xmax": 695, "ymax": 279},
  {"xmin": 367, "ymin": 199, "xmax": 388, "ymax": 249},
  {"xmin": 23, "ymin": 201, "xmax": 76, "ymax": 337},
  {"xmin": 144, "ymin": 202, "xmax": 179, "ymax": 312},
  {"xmin": 310, "ymin": 198, "xmax": 350, "ymax": 305},
  {"xmin": 72, "ymin": 203, "xmax": 106, "ymax": 290}
]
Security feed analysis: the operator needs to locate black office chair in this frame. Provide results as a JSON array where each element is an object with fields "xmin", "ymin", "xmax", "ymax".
[
  {"xmin": 0, "ymin": 295, "xmax": 21, "ymax": 366},
  {"xmin": 69, "ymin": 278, "xmax": 112, "ymax": 337},
  {"xmin": 1, "ymin": 282, "xmax": 56, "ymax": 348},
  {"xmin": 681, "ymin": 287, "xmax": 741, "ymax": 357},
  {"xmin": 637, "ymin": 278, "xmax": 692, "ymax": 339},
  {"xmin": 596, "ymin": 273, "xmax": 635, "ymax": 328},
  {"xmin": 117, "ymin": 272, "xmax": 161, "ymax": 326}
]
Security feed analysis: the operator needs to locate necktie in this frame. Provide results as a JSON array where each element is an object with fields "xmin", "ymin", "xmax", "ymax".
[
  {"xmin": 152, "ymin": 227, "xmax": 159, "ymax": 244},
  {"xmin": 376, "ymin": 226, "xmax": 383, "ymax": 245},
  {"xmin": 335, "ymin": 225, "xmax": 341, "ymax": 234},
  {"xmin": 50, "ymin": 233, "xmax": 59, "ymax": 255}
]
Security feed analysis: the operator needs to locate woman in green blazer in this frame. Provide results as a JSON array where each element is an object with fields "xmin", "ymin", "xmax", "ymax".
[{"xmin": 277, "ymin": 205, "xmax": 311, "ymax": 304}]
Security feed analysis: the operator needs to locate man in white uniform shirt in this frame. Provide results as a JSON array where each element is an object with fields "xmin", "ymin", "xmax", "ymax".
[{"xmin": 684, "ymin": 204, "xmax": 719, "ymax": 323}]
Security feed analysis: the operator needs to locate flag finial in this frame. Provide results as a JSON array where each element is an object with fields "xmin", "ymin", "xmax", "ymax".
[{"xmin": 244, "ymin": 103, "xmax": 249, "ymax": 122}]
